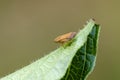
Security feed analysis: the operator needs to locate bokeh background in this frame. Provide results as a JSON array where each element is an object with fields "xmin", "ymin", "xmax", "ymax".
[{"xmin": 0, "ymin": 0, "xmax": 120, "ymax": 80}]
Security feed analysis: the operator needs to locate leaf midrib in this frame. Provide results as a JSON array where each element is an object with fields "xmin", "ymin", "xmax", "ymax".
[{"xmin": 79, "ymin": 43, "xmax": 87, "ymax": 79}]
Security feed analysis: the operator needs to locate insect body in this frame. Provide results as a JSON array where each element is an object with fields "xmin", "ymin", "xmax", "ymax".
[{"xmin": 54, "ymin": 32, "xmax": 77, "ymax": 44}]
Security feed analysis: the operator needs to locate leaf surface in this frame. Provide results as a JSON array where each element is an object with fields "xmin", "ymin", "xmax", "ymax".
[
  {"xmin": 61, "ymin": 24, "xmax": 100, "ymax": 80},
  {"xmin": 0, "ymin": 19, "xmax": 100, "ymax": 80}
]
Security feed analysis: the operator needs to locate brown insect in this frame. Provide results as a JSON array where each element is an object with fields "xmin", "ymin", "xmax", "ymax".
[{"xmin": 54, "ymin": 32, "xmax": 77, "ymax": 44}]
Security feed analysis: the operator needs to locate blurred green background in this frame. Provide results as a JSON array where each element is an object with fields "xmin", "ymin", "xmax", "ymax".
[{"xmin": 0, "ymin": 0, "xmax": 120, "ymax": 80}]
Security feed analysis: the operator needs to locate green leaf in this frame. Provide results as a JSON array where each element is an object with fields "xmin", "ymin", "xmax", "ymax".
[
  {"xmin": 61, "ymin": 24, "xmax": 100, "ymax": 80},
  {"xmin": 0, "ymin": 19, "xmax": 100, "ymax": 80}
]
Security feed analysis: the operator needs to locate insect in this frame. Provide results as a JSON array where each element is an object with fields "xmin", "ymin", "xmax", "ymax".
[{"xmin": 54, "ymin": 32, "xmax": 77, "ymax": 44}]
